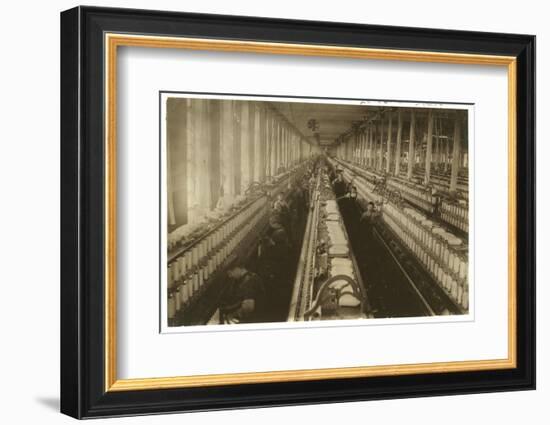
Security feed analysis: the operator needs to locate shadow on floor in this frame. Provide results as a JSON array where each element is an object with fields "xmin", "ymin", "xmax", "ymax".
[{"xmin": 35, "ymin": 396, "xmax": 59, "ymax": 412}]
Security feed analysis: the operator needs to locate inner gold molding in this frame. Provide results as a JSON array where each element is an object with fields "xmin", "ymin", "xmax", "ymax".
[{"xmin": 104, "ymin": 33, "xmax": 517, "ymax": 392}]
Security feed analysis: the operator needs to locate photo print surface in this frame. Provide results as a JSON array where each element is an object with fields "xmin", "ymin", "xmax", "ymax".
[{"xmin": 161, "ymin": 93, "xmax": 471, "ymax": 330}]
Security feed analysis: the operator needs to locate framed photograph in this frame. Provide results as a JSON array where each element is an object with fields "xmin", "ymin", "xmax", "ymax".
[{"xmin": 60, "ymin": 6, "xmax": 535, "ymax": 419}]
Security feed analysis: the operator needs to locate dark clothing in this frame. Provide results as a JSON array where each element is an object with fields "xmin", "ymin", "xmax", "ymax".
[
  {"xmin": 360, "ymin": 210, "xmax": 378, "ymax": 226},
  {"xmin": 220, "ymin": 271, "xmax": 266, "ymax": 323},
  {"xmin": 333, "ymin": 179, "xmax": 347, "ymax": 199},
  {"xmin": 359, "ymin": 209, "xmax": 384, "ymax": 264},
  {"xmin": 269, "ymin": 227, "xmax": 291, "ymax": 261},
  {"xmin": 264, "ymin": 225, "xmax": 293, "ymax": 315},
  {"xmin": 273, "ymin": 199, "xmax": 291, "ymax": 235},
  {"xmin": 431, "ymin": 195, "xmax": 441, "ymax": 219}
]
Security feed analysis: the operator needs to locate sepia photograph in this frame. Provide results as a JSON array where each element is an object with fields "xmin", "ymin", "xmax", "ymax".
[
  {"xmin": 58, "ymin": 5, "xmax": 535, "ymax": 417},
  {"xmin": 162, "ymin": 94, "xmax": 470, "ymax": 328}
]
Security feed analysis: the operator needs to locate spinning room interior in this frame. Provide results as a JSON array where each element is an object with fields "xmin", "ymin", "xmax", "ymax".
[{"xmin": 162, "ymin": 93, "xmax": 471, "ymax": 329}]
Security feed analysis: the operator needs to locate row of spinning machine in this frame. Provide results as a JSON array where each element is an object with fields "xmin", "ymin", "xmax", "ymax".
[
  {"xmin": 167, "ymin": 165, "xmax": 309, "ymax": 326},
  {"xmin": 288, "ymin": 165, "xmax": 370, "ymax": 322},
  {"xmin": 330, "ymin": 157, "xmax": 468, "ymax": 313}
]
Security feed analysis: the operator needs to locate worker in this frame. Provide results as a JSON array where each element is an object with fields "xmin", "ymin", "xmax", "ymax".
[
  {"xmin": 219, "ymin": 263, "xmax": 267, "ymax": 324},
  {"xmin": 267, "ymin": 214, "xmax": 292, "ymax": 256},
  {"xmin": 328, "ymin": 165, "xmax": 336, "ymax": 183},
  {"xmin": 360, "ymin": 201, "xmax": 379, "ymax": 228},
  {"xmin": 273, "ymin": 192, "xmax": 289, "ymax": 214},
  {"xmin": 263, "ymin": 215, "xmax": 294, "ymax": 317},
  {"xmin": 332, "ymin": 169, "xmax": 347, "ymax": 197},
  {"xmin": 359, "ymin": 202, "xmax": 382, "ymax": 252},
  {"xmin": 289, "ymin": 184, "xmax": 305, "ymax": 242},
  {"xmin": 273, "ymin": 193, "xmax": 291, "ymax": 236}
]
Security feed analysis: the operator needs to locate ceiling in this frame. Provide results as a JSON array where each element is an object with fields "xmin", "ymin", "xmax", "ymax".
[
  {"xmin": 269, "ymin": 101, "xmax": 462, "ymax": 147},
  {"xmin": 270, "ymin": 101, "xmax": 375, "ymax": 146}
]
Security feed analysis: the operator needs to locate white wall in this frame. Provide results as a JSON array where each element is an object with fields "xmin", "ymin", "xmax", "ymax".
[{"xmin": 0, "ymin": 0, "xmax": 545, "ymax": 423}]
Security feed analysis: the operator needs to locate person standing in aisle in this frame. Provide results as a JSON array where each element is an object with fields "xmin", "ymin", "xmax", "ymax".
[
  {"xmin": 220, "ymin": 263, "xmax": 267, "ymax": 324},
  {"xmin": 332, "ymin": 169, "xmax": 347, "ymax": 199},
  {"xmin": 273, "ymin": 192, "xmax": 291, "ymax": 237},
  {"xmin": 359, "ymin": 201, "xmax": 383, "ymax": 262},
  {"xmin": 263, "ymin": 215, "xmax": 293, "ymax": 319}
]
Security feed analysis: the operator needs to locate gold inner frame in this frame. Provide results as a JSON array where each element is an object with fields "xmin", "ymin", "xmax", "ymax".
[{"xmin": 104, "ymin": 33, "xmax": 517, "ymax": 392}]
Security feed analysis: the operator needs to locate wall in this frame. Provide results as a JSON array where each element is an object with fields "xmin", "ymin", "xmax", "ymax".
[{"xmin": 0, "ymin": 0, "xmax": 545, "ymax": 424}]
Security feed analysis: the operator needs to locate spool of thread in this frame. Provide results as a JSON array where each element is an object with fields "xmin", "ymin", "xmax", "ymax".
[
  {"xmin": 175, "ymin": 287, "xmax": 181, "ymax": 311},
  {"xmin": 167, "ymin": 265, "xmax": 174, "ymax": 288},
  {"xmin": 453, "ymin": 253, "xmax": 460, "ymax": 274},
  {"xmin": 192, "ymin": 246, "xmax": 198, "ymax": 268},
  {"xmin": 443, "ymin": 272, "xmax": 451, "ymax": 291},
  {"xmin": 201, "ymin": 240, "xmax": 207, "ymax": 259},
  {"xmin": 198, "ymin": 241, "xmax": 204, "ymax": 261},
  {"xmin": 461, "ymin": 288, "xmax": 469, "ymax": 309},
  {"xmin": 459, "ymin": 258, "xmax": 467, "ymax": 279},
  {"xmin": 199, "ymin": 268, "xmax": 204, "ymax": 287},
  {"xmin": 451, "ymin": 278, "xmax": 458, "ymax": 299},
  {"xmin": 178, "ymin": 255, "xmax": 186, "ymax": 277},
  {"xmin": 168, "ymin": 294, "xmax": 176, "ymax": 319},
  {"xmin": 186, "ymin": 251, "xmax": 192, "ymax": 271},
  {"xmin": 181, "ymin": 282, "xmax": 189, "ymax": 304},
  {"xmin": 443, "ymin": 245, "xmax": 450, "ymax": 267},
  {"xmin": 172, "ymin": 260, "xmax": 180, "ymax": 282},
  {"xmin": 193, "ymin": 273, "xmax": 199, "ymax": 292}
]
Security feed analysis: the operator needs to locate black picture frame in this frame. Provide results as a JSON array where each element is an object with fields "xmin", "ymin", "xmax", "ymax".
[{"xmin": 60, "ymin": 5, "xmax": 535, "ymax": 419}]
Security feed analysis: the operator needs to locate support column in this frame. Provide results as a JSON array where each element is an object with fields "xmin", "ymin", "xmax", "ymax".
[
  {"xmin": 285, "ymin": 128, "xmax": 292, "ymax": 166},
  {"xmin": 367, "ymin": 125, "xmax": 373, "ymax": 167},
  {"xmin": 286, "ymin": 130, "xmax": 290, "ymax": 167},
  {"xmin": 394, "ymin": 109, "xmax": 402, "ymax": 176},
  {"xmin": 240, "ymin": 102, "xmax": 251, "ymax": 193},
  {"xmin": 353, "ymin": 131, "xmax": 359, "ymax": 164},
  {"xmin": 282, "ymin": 123, "xmax": 286, "ymax": 170},
  {"xmin": 248, "ymin": 103, "xmax": 256, "ymax": 183},
  {"xmin": 446, "ymin": 132, "xmax": 452, "ymax": 173},
  {"xmin": 386, "ymin": 112, "xmax": 393, "ymax": 173},
  {"xmin": 450, "ymin": 113, "xmax": 462, "ymax": 192},
  {"xmin": 407, "ymin": 109, "xmax": 416, "ymax": 180},
  {"xmin": 257, "ymin": 106, "xmax": 266, "ymax": 182},
  {"xmin": 433, "ymin": 118, "xmax": 441, "ymax": 172},
  {"xmin": 233, "ymin": 102, "xmax": 242, "ymax": 195},
  {"xmin": 220, "ymin": 100, "xmax": 236, "ymax": 200},
  {"xmin": 281, "ymin": 126, "xmax": 286, "ymax": 169},
  {"xmin": 186, "ymin": 99, "xmax": 198, "ymax": 223},
  {"xmin": 166, "ymin": 98, "xmax": 187, "ymax": 227},
  {"xmin": 360, "ymin": 131, "xmax": 365, "ymax": 166},
  {"xmin": 424, "ymin": 109, "xmax": 434, "ymax": 184},
  {"xmin": 364, "ymin": 130, "xmax": 368, "ymax": 166},
  {"xmin": 377, "ymin": 123, "xmax": 383, "ymax": 171},
  {"xmin": 271, "ymin": 117, "xmax": 278, "ymax": 176},
  {"xmin": 266, "ymin": 113, "xmax": 272, "ymax": 177},
  {"xmin": 198, "ymin": 100, "xmax": 212, "ymax": 213},
  {"xmin": 275, "ymin": 121, "xmax": 281, "ymax": 174},
  {"xmin": 208, "ymin": 100, "xmax": 221, "ymax": 210}
]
